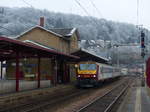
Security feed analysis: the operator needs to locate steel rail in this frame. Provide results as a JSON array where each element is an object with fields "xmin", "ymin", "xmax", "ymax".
[
  {"xmin": 24, "ymin": 90, "xmax": 89, "ymax": 112},
  {"xmin": 0, "ymin": 78, "xmax": 127, "ymax": 112},
  {"xmin": 0, "ymin": 89, "xmax": 91, "ymax": 112},
  {"xmin": 104, "ymin": 83, "xmax": 130, "ymax": 112},
  {"xmin": 77, "ymin": 79, "xmax": 130, "ymax": 112},
  {"xmin": 0, "ymin": 89, "xmax": 81, "ymax": 112},
  {"xmin": 26, "ymin": 79, "xmax": 128, "ymax": 112}
]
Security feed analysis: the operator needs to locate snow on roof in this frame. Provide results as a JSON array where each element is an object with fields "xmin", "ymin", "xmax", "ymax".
[
  {"xmin": 90, "ymin": 40, "xmax": 96, "ymax": 43},
  {"xmin": 49, "ymin": 28, "xmax": 77, "ymax": 37},
  {"xmin": 81, "ymin": 48, "xmax": 109, "ymax": 61},
  {"xmin": 16, "ymin": 25, "xmax": 63, "ymax": 39},
  {"xmin": 23, "ymin": 40, "xmax": 56, "ymax": 51},
  {"xmin": 16, "ymin": 26, "xmax": 78, "ymax": 41}
]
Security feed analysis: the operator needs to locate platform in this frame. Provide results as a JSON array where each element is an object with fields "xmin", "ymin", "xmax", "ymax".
[
  {"xmin": 117, "ymin": 80, "xmax": 150, "ymax": 112},
  {"xmin": 0, "ymin": 83, "xmax": 75, "ymax": 108},
  {"xmin": 0, "ymin": 79, "xmax": 51, "ymax": 95}
]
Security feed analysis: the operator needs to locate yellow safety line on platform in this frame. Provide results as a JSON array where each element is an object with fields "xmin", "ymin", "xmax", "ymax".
[{"xmin": 135, "ymin": 87, "xmax": 141, "ymax": 112}]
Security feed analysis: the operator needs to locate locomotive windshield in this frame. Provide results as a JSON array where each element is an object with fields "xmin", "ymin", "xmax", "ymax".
[{"xmin": 79, "ymin": 64, "xmax": 96, "ymax": 70}]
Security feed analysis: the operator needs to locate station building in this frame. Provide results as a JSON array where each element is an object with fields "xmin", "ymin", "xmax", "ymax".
[
  {"xmin": 6, "ymin": 25, "xmax": 79, "ymax": 80},
  {"xmin": 0, "ymin": 18, "xmax": 80, "ymax": 94}
]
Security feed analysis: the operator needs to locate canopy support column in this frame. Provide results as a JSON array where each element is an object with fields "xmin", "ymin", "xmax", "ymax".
[
  {"xmin": 52, "ymin": 56, "xmax": 57, "ymax": 86},
  {"xmin": 38, "ymin": 56, "xmax": 41, "ymax": 88},
  {"xmin": 54, "ymin": 57, "xmax": 57, "ymax": 86},
  {"xmin": 16, "ymin": 52, "xmax": 20, "ymax": 92},
  {"xmin": 63, "ymin": 61, "xmax": 67, "ymax": 83},
  {"xmin": 0, "ymin": 61, "xmax": 3, "ymax": 79}
]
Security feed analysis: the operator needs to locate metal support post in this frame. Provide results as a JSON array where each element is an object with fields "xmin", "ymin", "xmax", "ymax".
[
  {"xmin": 117, "ymin": 47, "xmax": 120, "ymax": 67},
  {"xmin": 0, "ymin": 61, "xmax": 3, "ymax": 79},
  {"xmin": 37, "ymin": 56, "xmax": 41, "ymax": 88},
  {"xmin": 51, "ymin": 56, "xmax": 57, "ymax": 86},
  {"xmin": 16, "ymin": 52, "xmax": 20, "ymax": 92},
  {"xmin": 142, "ymin": 56, "xmax": 146, "ymax": 86},
  {"xmin": 53, "ymin": 57, "xmax": 58, "ymax": 86},
  {"xmin": 64, "ymin": 62, "xmax": 67, "ymax": 83},
  {"xmin": 54, "ymin": 58, "xmax": 57, "ymax": 86}
]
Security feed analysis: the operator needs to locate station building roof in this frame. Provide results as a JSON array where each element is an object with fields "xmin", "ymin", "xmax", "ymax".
[
  {"xmin": 71, "ymin": 48, "xmax": 109, "ymax": 64},
  {"xmin": 0, "ymin": 36, "xmax": 79, "ymax": 61},
  {"xmin": 49, "ymin": 28, "xmax": 80, "ymax": 40},
  {"xmin": 16, "ymin": 26, "xmax": 80, "ymax": 40}
]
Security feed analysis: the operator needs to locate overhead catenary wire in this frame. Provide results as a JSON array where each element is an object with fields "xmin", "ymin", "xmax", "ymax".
[
  {"xmin": 20, "ymin": 0, "xmax": 34, "ymax": 8},
  {"xmin": 19, "ymin": 0, "xmax": 41, "ymax": 28},
  {"xmin": 0, "ymin": 26, "xmax": 16, "ymax": 34},
  {"xmin": 137, "ymin": 0, "xmax": 139, "ymax": 25},
  {"xmin": 74, "ymin": 0, "xmax": 91, "ymax": 17},
  {"xmin": 136, "ymin": 0, "xmax": 145, "ymax": 30},
  {"xmin": 20, "ymin": 0, "xmax": 49, "ymax": 28},
  {"xmin": 0, "ymin": 4, "xmax": 33, "ymax": 36},
  {"xmin": 74, "ymin": 0, "xmax": 110, "ymax": 51},
  {"xmin": 88, "ymin": 0, "xmax": 103, "ymax": 18},
  {"xmin": 74, "ymin": 0, "xmax": 100, "ymax": 26},
  {"xmin": 88, "ymin": 0, "xmax": 110, "ymax": 47}
]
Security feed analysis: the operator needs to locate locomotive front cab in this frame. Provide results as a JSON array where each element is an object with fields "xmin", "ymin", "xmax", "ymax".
[{"xmin": 76, "ymin": 62, "xmax": 98, "ymax": 87}]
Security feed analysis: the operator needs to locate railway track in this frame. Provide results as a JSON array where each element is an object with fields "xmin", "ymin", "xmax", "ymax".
[
  {"xmin": 0, "ymin": 88, "xmax": 91, "ymax": 112},
  {"xmin": 77, "ymin": 79, "xmax": 131, "ymax": 112},
  {"xmin": 0, "ymin": 77, "xmax": 129, "ymax": 112}
]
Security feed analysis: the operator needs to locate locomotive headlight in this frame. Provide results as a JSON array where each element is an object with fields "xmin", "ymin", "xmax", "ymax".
[
  {"xmin": 75, "ymin": 64, "xmax": 78, "ymax": 68},
  {"xmin": 93, "ymin": 75, "xmax": 96, "ymax": 77}
]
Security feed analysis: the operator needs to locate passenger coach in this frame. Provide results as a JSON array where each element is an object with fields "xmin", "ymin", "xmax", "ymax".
[{"xmin": 76, "ymin": 61, "xmax": 120, "ymax": 87}]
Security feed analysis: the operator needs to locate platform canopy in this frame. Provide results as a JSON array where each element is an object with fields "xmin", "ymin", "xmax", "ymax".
[
  {"xmin": 0, "ymin": 36, "xmax": 79, "ymax": 61},
  {"xmin": 71, "ymin": 48, "xmax": 109, "ymax": 64}
]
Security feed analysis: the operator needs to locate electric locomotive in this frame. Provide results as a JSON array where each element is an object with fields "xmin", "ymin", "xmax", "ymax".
[{"xmin": 76, "ymin": 61, "xmax": 120, "ymax": 87}]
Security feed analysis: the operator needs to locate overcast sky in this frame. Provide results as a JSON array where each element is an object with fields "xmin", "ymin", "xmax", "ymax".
[{"xmin": 1, "ymin": 0, "xmax": 150, "ymax": 29}]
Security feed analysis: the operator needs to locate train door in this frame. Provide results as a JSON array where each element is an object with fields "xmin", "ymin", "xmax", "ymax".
[
  {"xmin": 98, "ymin": 65, "xmax": 102, "ymax": 80},
  {"xmin": 96, "ymin": 64, "xmax": 100, "ymax": 80}
]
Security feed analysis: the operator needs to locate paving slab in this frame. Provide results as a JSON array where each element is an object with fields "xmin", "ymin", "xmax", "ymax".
[{"xmin": 117, "ymin": 84, "xmax": 150, "ymax": 112}]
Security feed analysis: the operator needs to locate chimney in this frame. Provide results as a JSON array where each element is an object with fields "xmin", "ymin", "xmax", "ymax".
[{"xmin": 39, "ymin": 17, "xmax": 44, "ymax": 27}]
